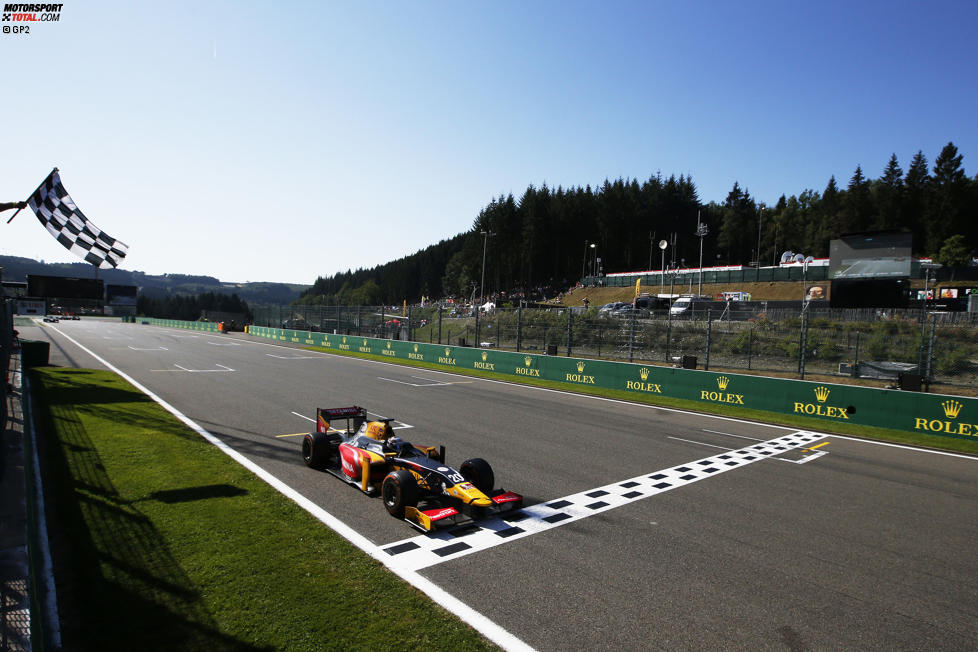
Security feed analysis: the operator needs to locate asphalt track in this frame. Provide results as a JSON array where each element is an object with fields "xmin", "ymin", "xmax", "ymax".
[{"xmin": 23, "ymin": 319, "xmax": 978, "ymax": 650}]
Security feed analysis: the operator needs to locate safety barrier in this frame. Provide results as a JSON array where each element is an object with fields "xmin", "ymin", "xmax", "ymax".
[
  {"xmin": 242, "ymin": 326, "xmax": 977, "ymax": 441},
  {"xmin": 139, "ymin": 318, "xmax": 221, "ymax": 332}
]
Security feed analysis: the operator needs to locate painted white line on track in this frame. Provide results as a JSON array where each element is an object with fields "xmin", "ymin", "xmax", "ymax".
[
  {"xmin": 701, "ymin": 429, "xmax": 764, "ymax": 442},
  {"xmin": 382, "ymin": 431, "xmax": 827, "ymax": 571},
  {"xmin": 46, "ymin": 324, "xmax": 533, "ymax": 652},
  {"xmin": 128, "ymin": 346, "xmax": 169, "ymax": 351},
  {"xmin": 378, "ymin": 376, "xmax": 450, "ymax": 387},
  {"xmin": 173, "ymin": 363, "xmax": 235, "ymax": 373}
]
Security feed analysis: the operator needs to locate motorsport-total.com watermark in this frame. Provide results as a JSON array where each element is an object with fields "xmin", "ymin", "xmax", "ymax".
[{"xmin": 2, "ymin": 3, "xmax": 63, "ymax": 35}]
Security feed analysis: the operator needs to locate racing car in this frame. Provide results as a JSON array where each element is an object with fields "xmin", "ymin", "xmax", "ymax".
[{"xmin": 301, "ymin": 406, "xmax": 522, "ymax": 532}]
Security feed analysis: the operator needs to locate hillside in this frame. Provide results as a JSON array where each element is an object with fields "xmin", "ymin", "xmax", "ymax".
[{"xmin": 0, "ymin": 255, "xmax": 308, "ymax": 305}]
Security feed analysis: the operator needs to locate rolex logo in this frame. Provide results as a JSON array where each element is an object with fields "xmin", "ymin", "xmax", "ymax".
[
  {"xmin": 942, "ymin": 400, "xmax": 963, "ymax": 419},
  {"xmin": 577, "ymin": 361, "xmax": 586, "ymax": 373},
  {"xmin": 363, "ymin": 339, "xmax": 368, "ymax": 346},
  {"xmin": 716, "ymin": 376, "xmax": 730, "ymax": 391},
  {"xmin": 524, "ymin": 356, "xmax": 532, "ymax": 366},
  {"xmin": 481, "ymin": 351, "xmax": 488, "ymax": 361},
  {"xmin": 445, "ymin": 347, "xmax": 451, "ymax": 356},
  {"xmin": 814, "ymin": 386, "xmax": 830, "ymax": 403},
  {"xmin": 342, "ymin": 337, "xmax": 347, "ymax": 344},
  {"xmin": 639, "ymin": 367, "xmax": 650, "ymax": 381},
  {"xmin": 386, "ymin": 341, "xmax": 391, "ymax": 349},
  {"xmin": 413, "ymin": 343, "xmax": 418, "ymax": 352}
]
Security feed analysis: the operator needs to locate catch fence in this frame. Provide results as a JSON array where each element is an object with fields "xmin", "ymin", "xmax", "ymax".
[{"xmin": 250, "ymin": 304, "xmax": 978, "ymax": 393}]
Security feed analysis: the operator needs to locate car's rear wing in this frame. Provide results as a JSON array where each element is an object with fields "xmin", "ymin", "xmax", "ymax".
[{"xmin": 316, "ymin": 406, "xmax": 367, "ymax": 435}]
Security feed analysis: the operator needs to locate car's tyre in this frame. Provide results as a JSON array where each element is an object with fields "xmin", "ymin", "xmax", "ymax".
[
  {"xmin": 302, "ymin": 432, "xmax": 333, "ymax": 470},
  {"xmin": 460, "ymin": 458, "xmax": 494, "ymax": 494},
  {"xmin": 382, "ymin": 470, "xmax": 418, "ymax": 518}
]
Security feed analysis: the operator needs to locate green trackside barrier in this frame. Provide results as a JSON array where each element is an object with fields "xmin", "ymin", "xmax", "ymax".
[
  {"xmin": 138, "ymin": 318, "xmax": 221, "ymax": 332},
  {"xmin": 242, "ymin": 326, "xmax": 977, "ymax": 441}
]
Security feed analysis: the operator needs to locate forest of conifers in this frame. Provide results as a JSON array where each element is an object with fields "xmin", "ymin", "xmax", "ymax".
[{"xmin": 298, "ymin": 142, "xmax": 977, "ymax": 305}]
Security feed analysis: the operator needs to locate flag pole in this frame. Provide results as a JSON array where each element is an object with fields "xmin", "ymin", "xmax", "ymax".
[{"xmin": 6, "ymin": 167, "xmax": 58, "ymax": 224}]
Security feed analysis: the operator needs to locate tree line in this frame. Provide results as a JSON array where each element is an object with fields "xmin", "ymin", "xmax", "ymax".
[
  {"xmin": 137, "ymin": 292, "xmax": 251, "ymax": 322},
  {"xmin": 299, "ymin": 142, "xmax": 977, "ymax": 305}
]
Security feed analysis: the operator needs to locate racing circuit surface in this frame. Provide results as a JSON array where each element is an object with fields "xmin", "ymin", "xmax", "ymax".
[{"xmin": 24, "ymin": 319, "xmax": 978, "ymax": 650}]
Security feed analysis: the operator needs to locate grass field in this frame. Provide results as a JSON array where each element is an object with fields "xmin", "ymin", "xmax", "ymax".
[{"xmin": 29, "ymin": 367, "xmax": 498, "ymax": 652}]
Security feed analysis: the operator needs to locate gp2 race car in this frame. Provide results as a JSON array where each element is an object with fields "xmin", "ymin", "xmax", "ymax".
[{"xmin": 302, "ymin": 406, "xmax": 522, "ymax": 532}]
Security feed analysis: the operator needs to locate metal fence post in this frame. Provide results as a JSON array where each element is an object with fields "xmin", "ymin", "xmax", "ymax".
[
  {"xmin": 407, "ymin": 305, "xmax": 413, "ymax": 341},
  {"xmin": 516, "ymin": 305, "xmax": 522, "ymax": 352},
  {"xmin": 381, "ymin": 305, "xmax": 385, "ymax": 338},
  {"xmin": 799, "ymin": 311, "xmax": 809, "ymax": 379},
  {"xmin": 705, "ymin": 309, "xmax": 712, "ymax": 371},
  {"xmin": 496, "ymin": 314, "xmax": 501, "ymax": 348},
  {"xmin": 566, "ymin": 309, "xmax": 573, "ymax": 357},
  {"xmin": 337, "ymin": 304, "xmax": 342, "ymax": 334},
  {"xmin": 665, "ymin": 310, "xmax": 672, "ymax": 364},
  {"xmin": 628, "ymin": 307, "xmax": 636, "ymax": 362},
  {"xmin": 438, "ymin": 306, "xmax": 442, "ymax": 345},
  {"xmin": 747, "ymin": 324, "xmax": 753, "ymax": 370},
  {"xmin": 852, "ymin": 331, "xmax": 860, "ymax": 377},
  {"xmin": 917, "ymin": 315, "xmax": 927, "ymax": 374},
  {"xmin": 925, "ymin": 314, "xmax": 937, "ymax": 388},
  {"xmin": 356, "ymin": 305, "xmax": 361, "ymax": 336}
]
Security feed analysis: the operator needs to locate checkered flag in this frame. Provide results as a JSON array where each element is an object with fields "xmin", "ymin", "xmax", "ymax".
[{"xmin": 26, "ymin": 169, "xmax": 129, "ymax": 269}]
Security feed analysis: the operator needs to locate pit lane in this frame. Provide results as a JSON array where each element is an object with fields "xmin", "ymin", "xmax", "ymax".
[{"xmin": 24, "ymin": 319, "xmax": 978, "ymax": 650}]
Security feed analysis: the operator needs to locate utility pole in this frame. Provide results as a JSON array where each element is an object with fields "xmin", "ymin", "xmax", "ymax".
[
  {"xmin": 479, "ymin": 230, "xmax": 494, "ymax": 306},
  {"xmin": 581, "ymin": 239, "xmax": 589, "ymax": 281},
  {"xmin": 658, "ymin": 239, "xmax": 668, "ymax": 293},
  {"xmin": 696, "ymin": 211, "xmax": 708, "ymax": 297}
]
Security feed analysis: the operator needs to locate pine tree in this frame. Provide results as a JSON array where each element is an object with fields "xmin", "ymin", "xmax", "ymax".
[
  {"xmin": 845, "ymin": 165, "xmax": 873, "ymax": 232},
  {"xmin": 904, "ymin": 150, "xmax": 930, "ymax": 251},
  {"xmin": 927, "ymin": 142, "xmax": 970, "ymax": 253},
  {"xmin": 874, "ymin": 154, "xmax": 903, "ymax": 229}
]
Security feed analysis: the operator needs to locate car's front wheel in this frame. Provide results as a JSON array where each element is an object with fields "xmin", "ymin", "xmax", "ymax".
[
  {"xmin": 382, "ymin": 470, "xmax": 418, "ymax": 518},
  {"xmin": 460, "ymin": 458, "xmax": 494, "ymax": 494}
]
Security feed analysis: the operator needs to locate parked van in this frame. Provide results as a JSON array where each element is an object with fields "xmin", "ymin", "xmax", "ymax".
[{"xmin": 669, "ymin": 296, "xmax": 718, "ymax": 316}]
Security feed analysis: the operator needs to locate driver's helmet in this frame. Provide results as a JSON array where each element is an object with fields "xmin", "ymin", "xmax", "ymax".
[
  {"xmin": 365, "ymin": 421, "xmax": 392, "ymax": 440},
  {"xmin": 386, "ymin": 436, "xmax": 404, "ymax": 452}
]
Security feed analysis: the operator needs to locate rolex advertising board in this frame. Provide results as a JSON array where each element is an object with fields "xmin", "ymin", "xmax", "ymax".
[{"xmin": 221, "ymin": 325, "xmax": 978, "ymax": 441}]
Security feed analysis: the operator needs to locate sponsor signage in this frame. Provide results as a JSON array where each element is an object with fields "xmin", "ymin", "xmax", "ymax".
[{"xmin": 231, "ymin": 325, "xmax": 978, "ymax": 441}]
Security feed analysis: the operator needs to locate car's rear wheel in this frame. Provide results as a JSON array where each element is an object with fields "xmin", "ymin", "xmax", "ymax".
[
  {"xmin": 302, "ymin": 432, "xmax": 332, "ymax": 469},
  {"xmin": 382, "ymin": 470, "xmax": 418, "ymax": 518},
  {"xmin": 460, "ymin": 458, "xmax": 494, "ymax": 494}
]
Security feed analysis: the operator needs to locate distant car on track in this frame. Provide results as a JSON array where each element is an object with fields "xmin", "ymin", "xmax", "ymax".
[{"xmin": 301, "ymin": 407, "xmax": 522, "ymax": 532}]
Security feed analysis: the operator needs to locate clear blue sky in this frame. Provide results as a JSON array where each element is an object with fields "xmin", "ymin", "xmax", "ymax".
[{"xmin": 2, "ymin": 1, "xmax": 976, "ymax": 284}]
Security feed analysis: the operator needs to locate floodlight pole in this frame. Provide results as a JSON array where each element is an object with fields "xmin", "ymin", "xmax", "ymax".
[
  {"xmin": 696, "ymin": 212, "xmax": 708, "ymax": 297},
  {"xmin": 581, "ymin": 240, "xmax": 589, "ymax": 281},
  {"xmin": 479, "ymin": 230, "xmax": 494, "ymax": 306}
]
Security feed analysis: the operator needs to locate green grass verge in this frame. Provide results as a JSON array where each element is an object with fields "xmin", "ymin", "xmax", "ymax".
[
  {"xmin": 30, "ymin": 367, "xmax": 498, "ymax": 652},
  {"xmin": 298, "ymin": 344, "xmax": 978, "ymax": 457}
]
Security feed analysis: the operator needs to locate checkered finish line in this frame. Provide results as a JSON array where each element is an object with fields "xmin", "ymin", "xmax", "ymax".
[
  {"xmin": 382, "ymin": 430, "xmax": 826, "ymax": 571},
  {"xmin": 27, "ymin": 169, "xmax": 129, "ymax": 269}
]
